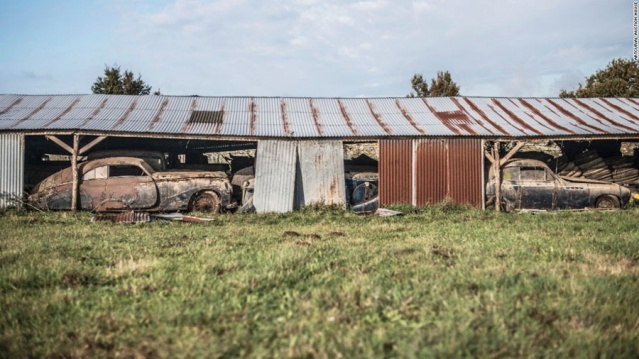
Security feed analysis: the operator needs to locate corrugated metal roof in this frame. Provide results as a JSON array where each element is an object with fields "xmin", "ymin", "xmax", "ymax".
[{"xmin": 1, "ymin": 94, "xmax": 639, "ymax": 138}]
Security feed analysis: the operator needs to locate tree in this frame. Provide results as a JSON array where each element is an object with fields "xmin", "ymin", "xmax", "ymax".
[
  {"xmin": 559, "ymin": 58, "xmax": 639, "ymax": 98},
  {"xmin": 91, "ymin": 64, "xmax": 153, "ymax": 95},
  {"xmin": 408, "ymin": 70, "xmax": 460, "ymax": 97}
]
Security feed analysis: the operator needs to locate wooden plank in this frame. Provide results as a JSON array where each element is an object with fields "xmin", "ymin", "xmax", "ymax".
[
  {"xmin": 71, "ymin": 134, "xmax": 80, "ymax": 212},
  {"xmin": 45, "ymin": 135, "xmax": 73, "ymax": 154},
  {"xmin": 79, "ymin": 136, "xmax": 107, "ymax": 155},
  {"xmin": 500, "ymin": 141, "xmax": 525, "ymax": 165},
  {"xmin": 493, "ymin": 142, "xmax": 501, "ymax": 212}
]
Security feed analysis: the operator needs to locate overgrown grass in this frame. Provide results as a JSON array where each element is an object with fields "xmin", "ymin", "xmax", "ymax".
[{"xmin": 1, "ymin": 206, "xmax": 638, "ymax": 358}]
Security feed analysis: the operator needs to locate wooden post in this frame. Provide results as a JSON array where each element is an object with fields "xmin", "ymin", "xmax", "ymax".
[
  {"xmin": 71, "ymin": 134, "xmax": 80, "ymax": 213},
  {"xmin": 493, "ymin": 141, "xmax": 501, "ymax": 212}
]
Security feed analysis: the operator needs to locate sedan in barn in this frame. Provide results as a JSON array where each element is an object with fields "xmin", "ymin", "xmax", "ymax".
[
  {"xmin": 28, "ymin": 157, "xmax": 235, "ymax": 213},
  {"xmin": 486, "ymin": 159, "xmax": 631, "ymax": 211}
]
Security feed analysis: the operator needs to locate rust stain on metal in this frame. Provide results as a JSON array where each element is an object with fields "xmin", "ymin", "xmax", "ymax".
[
  {"xmin": 625, "ymin": 97, "xmax": 639, "ymax": 109},
  {"xmin": 110, "ymin": 99, "xmax": 139, "ymax": 130},
  {"xmin": 0, "ymin": 98, "xmax": 23, "ymax": 116},
  {"xmin": 546, "ymin": 99, "xmax": 606, "ymax": 133},
  {"xmin": 148, "ymin": 99, "xmax": 169, "ymax": 130},
  {"xmin": 280, "ymin": 100, "xmax": 291, "ymax": 136},
  {"xmin": 92, "ymin": 211, "xmax": 150, "ymax": 223},
  {"xmin": 214, "ymin": 103, "xmax": 225, "ymax": 135},
  {"xmin": 366, "ymin": 100, "xmax": 392, "ymax": 135},
  {"xmin": 249, "ymin": 99, "xmax": 257, "ymax": 136},
  {"xmin": 79, "ymin": 98, "xmax": 109, "ymax": 128},
  {"xmin": 309, "ymin": 99, "xmax": 324, "ymax": 136},
  {"xmin": 461, "ymin": 98, "xmax": 510, "ymax": 135},
  {"xmin": 518, "ymin": 99, "xmax": 575, "ymax": 134},
  {"xmin": 573, "ymin": 99, "xmax": 639, "ymax": 132},
  {"xmin": 395, "ymin": 99, "xmax": 425, "ymax": 135},
  {"xmin": 10, "ymin": 97, "xmax": 52, "ymax": 128},
  {"xmin": 379, "ymin": 139, "xmax": 412, "ymax": 206},
  {"xmin": 491, "ymin": 99, "xmax": 543, "ymax": 135},
  {"xmin": 450, "ymin": 98, "xmax": 494, "ymax": 135},
  {"xmin": 421, "ymin": 98, "xmax": 477, "ymax": 135},
  {"xmin": 43, "ymin": 97, "xmax": 81, "ymax": 128},
  {"xmin": 337, "ymin": 99, "xmax": 358, "ymax": 136},
  {"xmin": 179, "ymin": 99, "xmax": 199, "ymax": 133},
  {"xmin": 599, "ymin": 98, "xmax": 639, "ymax": 125}
]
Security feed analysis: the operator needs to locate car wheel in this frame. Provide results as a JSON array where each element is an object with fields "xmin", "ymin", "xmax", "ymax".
[
  {"xmin": 189, "ymin": 191, "xmax": 221, "ymax": 213},
  {"xmin": 595, "ymin": 195, "xmax": 620, "ymax": 209}
]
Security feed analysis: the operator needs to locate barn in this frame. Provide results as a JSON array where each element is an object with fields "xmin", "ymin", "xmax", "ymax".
[{"xmin": 1, "ymin": 94, "xmax": 639, "ymax": 212}]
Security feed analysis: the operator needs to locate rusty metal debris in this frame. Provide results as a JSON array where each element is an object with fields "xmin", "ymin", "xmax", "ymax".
[{"xmin": 91, "ymin": 211, "xmax": 150, "ymax": 223}]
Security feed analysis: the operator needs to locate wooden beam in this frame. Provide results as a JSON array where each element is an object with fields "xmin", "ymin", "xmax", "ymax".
[
  {"xmin": 493, "ymin": 141, "xmax": 501, "ymax": 212},
  {"xmin": 71, "ymin": 134, "xmax": 80, "ymax": 213},
  {"xmin": 79, "ymin": 136, "xmax": 107, "ymax": 155},
  {"xmin": 45, "ymin": 135, "xmax": 74, "ymax": 154},
  {"xmin": 500, "ymin": 141, "xmax": 526, "ymax": 165},
  {"xmin": 484, "ymin": 150, "xmax": 495, "ymax": 164}
]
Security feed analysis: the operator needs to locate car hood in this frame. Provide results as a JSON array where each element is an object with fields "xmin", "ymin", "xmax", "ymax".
[{"xmin": 151, "ymin": 170, "xmax": 228, "ymax": 180}]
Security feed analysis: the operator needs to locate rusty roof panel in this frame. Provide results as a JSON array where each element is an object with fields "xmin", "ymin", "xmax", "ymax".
[
  {"xmin": 2, "ymin": 95, "xmax": 639, "ymax": 138},
  {"xmin": 379, "ymin": 139, "xmax": 412, "ymax": 206}
]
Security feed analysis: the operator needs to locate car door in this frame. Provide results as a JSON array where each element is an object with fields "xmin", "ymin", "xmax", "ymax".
[
  {"xmin": 103, "ymin": 163, "xmax": 158, "ymax": 210},
  {"xmin": 515, "ymin": 166, "xmax": 556, "ymax": 209},
  {"xmin": 80, "ymin": 165, "xmax": 107, "ymax": 210}
]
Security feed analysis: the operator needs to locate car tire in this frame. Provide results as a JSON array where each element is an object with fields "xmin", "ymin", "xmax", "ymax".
[
  {"xmin": 189, "ymin": 191, "xmax": 221, "ymax": 213},
  {"xmin": 595, "ymin": 195, "xmax": 620, "ymax": 209}
]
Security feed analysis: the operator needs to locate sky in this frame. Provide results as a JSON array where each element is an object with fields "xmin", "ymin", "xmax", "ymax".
[{"xmin": 0, "ymin": 0, "xmax": 634, "ymax": 98}]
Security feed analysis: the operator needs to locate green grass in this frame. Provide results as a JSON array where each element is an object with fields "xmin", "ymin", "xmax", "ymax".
[{"xmin": 1, "ymin": 206, "xmax": 639, "ymax": 358}]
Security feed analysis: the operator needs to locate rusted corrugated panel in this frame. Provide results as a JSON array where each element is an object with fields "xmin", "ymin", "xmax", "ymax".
[
  {"xmin": 379, "ymin": 139, "xmax": 412, "ymax": 206},
  {"xmin": 295, "ymin": 140, "xmax": 345, "ymax": 208},
  {"xmin": 447, "ymin": 138, "xmax": 483, "ymax": 207},
  {"xmin": 0, "ymin": 133, "xmax": 24, "ymax": 209},
  {"xmin": 414, "ymin": 138, "xmax": 482, "ymax": 208},
  {"xmin": 2, "ymin": 95, "xmax": 639, "ymax": 138},
  {"xmin": 253, "ymin": 140, "xmax": 297, "ymax": 213},
  {"xmin": 415, "ymin": 139, "xmax": 448, "ymax": 206}
]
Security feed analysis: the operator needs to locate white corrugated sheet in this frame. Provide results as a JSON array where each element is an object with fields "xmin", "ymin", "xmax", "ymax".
[{"xmin": 0, "ymin": 133, "xmax": 24, "ymax": 209}]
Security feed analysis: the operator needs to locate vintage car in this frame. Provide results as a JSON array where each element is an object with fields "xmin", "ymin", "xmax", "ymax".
[
  {"xmin": 486, "ymin": 159, "xmax": 631, "ymax": 211},
  {"xmin": 28, "ymin": 157, "xmax": 235, "ymax": 213}
]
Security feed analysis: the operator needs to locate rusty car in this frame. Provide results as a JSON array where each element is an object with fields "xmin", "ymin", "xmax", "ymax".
[
  {"xmin": 28, "ymin": 157, "xmax": 235, "ymax": 213},
  {"xmin": 486, "ymin": 159, "xmax": 631, "ymax": 211}
]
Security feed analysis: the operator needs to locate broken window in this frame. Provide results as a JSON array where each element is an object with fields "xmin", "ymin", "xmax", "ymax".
[
  {"xmin": 82, "ymin": 166, "xmax": 107, "ymax": 180},
  {"xmin": 188, "ymin": 110, "xmax": 224, "ymax": 124},
  {"xmin": 520, "ymin": 167, "xmax": 547, "ymax": 182},
  {"xmin": 109, "ymin": 165, "xmax": 146, "ymax": 177}
]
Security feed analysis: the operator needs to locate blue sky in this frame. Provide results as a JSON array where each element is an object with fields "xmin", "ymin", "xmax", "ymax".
[{"xmin": 0, "ymin": 0, "xmax": 633, "ymax": 97}]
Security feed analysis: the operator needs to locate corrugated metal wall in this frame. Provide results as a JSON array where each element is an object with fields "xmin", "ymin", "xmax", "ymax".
[
  {"xmin": 415, "ymin": 139, "xmax": 448, "ymax": 205},
  {"xmin": 379, "ymin": 139, "xmax": 412, "ymax": 206},
  {"xmin": 296, "ymin": 140, "xmax": 345, "ymax": 209},
  {"xmin": 0, "ymin": 133, "xmax": 24, "ymax": 209},
  {"xmin": 255, "ymin": 139, "xmax": 346, "ymax": 213},
  {"xmin": 380, "ymin": 138, "xmax": 482, "ymax": 208},
  {"xmin": 253, "ymin": 140, "xmax": 297, "ymax": 213}
]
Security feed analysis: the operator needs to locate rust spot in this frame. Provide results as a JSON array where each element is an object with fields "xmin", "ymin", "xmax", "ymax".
[
  {"xmin": 110, "ymin": 99, "xmax": 139, "ymax": 130},
  {"xmin": 491, "ymin": 99, "xmax": 543, "ymax": 136},
  {"xmin": 518, "ymin": 99, "xmax": 575, "ymax": 134},
  {"xmin": 309, "ymin": 99, "xmax": 324, "ymax": 136},
  {"xmin": 10, "ymin": 96, "xmax": 52, "ymax": 128},
  {"xmin": 148, "ymin": 99, "xmax": 169, "ymax": 130},
  {"xmin": 450, "ymin": 98, "xmax": 494, "ymax": 135},
  {"xmin": 44, "ymin": 97, "xmax": 81, "ymax": 128},
  {"xmin": 462, "ymin": 98, "xmax": 510, "ymax": 135},
  {"xmin": 421, "ymin": 98, "xmax": 476, "ymax": 135},
  {"xmin": 366, "ymin": 100, "xmax": 392, "ymax": 135},
  {"xmin": 546, "ymin": 99, "xmax": 606, "ymax": 133},
  {"xmin": 599, "ymin": 98, "xmax": 639, "ymax": 125},
  {"xmin": 280, "ymin": 100, "xmax": 291, "ymax": 136},
  {"xmin": 79, "ymin": 98, "xmax": 109, "ymax": 128},
  {"xmin": 179, "ymin": 99, "xmax": 199, "ymax": 133},
  {"xmin": 0, "ymin": 98, "xmax": 23, "ymax": 116},
  {"xmin": 625, "ymin": 97, "xmax": 639, "ymax": 109},
  {"xmin": 249, "ymin": 99, "xmax": 257, "ymax": 136},
  {"xmin": 337, "ymin": 99, "xmax": 358, "ymax": 136},
  {"xmin": 574, "ymin": 99, "xmax": 639, "ymax": 132},
  {"xmin": 395, "ymin": 99, "xmax": 425, "ymax": 135},
  {"xmin": 214, "ymin": 104, "xmax": 225, "ymax": 135}
]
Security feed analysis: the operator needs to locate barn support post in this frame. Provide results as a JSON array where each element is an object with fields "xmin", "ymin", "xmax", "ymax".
[
  {"xmin": 493, "ymin": 141, "xmax": 501, "ymax": 211},
  {"xmin": 71, "ymin": 134, "xmax": 80, "ymax": 212}
]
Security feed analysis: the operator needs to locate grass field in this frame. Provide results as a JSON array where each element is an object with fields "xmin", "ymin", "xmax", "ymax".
[{"xmin": 1, "ymin": 205, "xmax": 639, "ymax": 358}]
